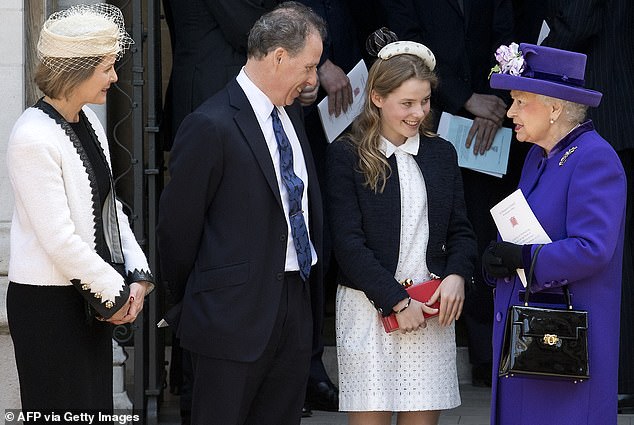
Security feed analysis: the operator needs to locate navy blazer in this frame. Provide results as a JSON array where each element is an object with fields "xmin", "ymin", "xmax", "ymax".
[
  {"xmin": 157, "ymin": 79, "xmax": 323, "ymax": 362},
  {"xmin": 326, "ymin": 136, "xmax": 476, "ymax": 315}
]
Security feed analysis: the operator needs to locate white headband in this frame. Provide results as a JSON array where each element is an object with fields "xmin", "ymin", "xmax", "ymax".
[{"xmin": 377, "ymin": 41, "xmax": 436, "ymax": 71}]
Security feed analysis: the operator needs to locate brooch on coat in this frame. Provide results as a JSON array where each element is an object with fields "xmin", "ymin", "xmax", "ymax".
[{"xmin": 559, "ymin": 146, "xmax": 577, "ymax": 166}]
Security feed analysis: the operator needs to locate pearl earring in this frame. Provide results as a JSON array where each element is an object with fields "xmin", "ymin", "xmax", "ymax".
[{"xmin": 550, "ymin": 118, "xmax": 555, "ymax": 124}]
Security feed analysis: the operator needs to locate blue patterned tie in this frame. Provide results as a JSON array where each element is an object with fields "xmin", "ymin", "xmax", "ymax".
[{"xmin": 271, "ymin": 107, "xmax": 312, "ymax": 281}]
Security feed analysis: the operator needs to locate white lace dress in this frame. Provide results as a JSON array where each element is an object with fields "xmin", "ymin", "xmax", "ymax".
[{"xmin": 336, "ymin": 139, "xmax": 460, "ymax": 412}]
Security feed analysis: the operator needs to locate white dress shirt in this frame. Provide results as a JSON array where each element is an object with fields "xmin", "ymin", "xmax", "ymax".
[{"xmin": 236, "ymin": 69, "xmax": 317, "ymax": 271}]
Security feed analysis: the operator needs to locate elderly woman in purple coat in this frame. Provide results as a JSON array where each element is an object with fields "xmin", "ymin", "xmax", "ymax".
[{"xmin": 482, "ymin": 43, "xmax": 627, "ymax": 425}]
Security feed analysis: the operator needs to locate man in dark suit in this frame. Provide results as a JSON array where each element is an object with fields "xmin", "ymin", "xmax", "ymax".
[
  {"xmin": 157, "ymin": 3, "xmax": 326, "ymax": 424},
  {"xmin": 382, "ymin": 0, "xmax": 519, "ymax": 387},
  {"xmin": 161, "ymin": 3, "xmax": 285, "ymax": 422},
  {"xmin": 541, "ymin": 0, "xmax": 634, "ymax": 411}
]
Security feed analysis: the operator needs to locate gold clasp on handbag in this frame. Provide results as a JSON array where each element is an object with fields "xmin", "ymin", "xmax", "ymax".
[
  {"xmin": 400, "ymin": 278, "xmax": 414, "ymax": 288},
  {"xmin": 543, "ymin": 334, "xmax": 559, "ymax": 346}
]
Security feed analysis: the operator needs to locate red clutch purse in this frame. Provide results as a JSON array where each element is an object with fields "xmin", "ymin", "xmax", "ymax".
[{"xmin": 380, "ymin": 278, "xmax": 442, "ymax": 333}]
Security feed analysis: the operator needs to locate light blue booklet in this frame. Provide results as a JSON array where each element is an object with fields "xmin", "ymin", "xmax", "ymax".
[{"xmin": 437, "ymin": 112, "xmax": 512, "ymax": 178}]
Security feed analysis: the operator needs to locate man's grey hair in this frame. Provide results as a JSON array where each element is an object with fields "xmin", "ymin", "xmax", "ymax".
[{"xmin": 247, "ymin": 1, "xmax": 327, "ymax": 59}]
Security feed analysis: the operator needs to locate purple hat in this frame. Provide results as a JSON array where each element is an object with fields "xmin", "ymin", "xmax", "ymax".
[{"xmin": 489, "ymin": 43, "xmax": 602, "ymax": 107}]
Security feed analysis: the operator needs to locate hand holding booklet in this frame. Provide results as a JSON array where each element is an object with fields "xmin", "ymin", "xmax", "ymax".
[
  {"xmin": 437, "ymin": 112, "xmax": 512, "ymax": 178},
  {"xmin": 489, "ymin": 189, "xmax": 552, "ymax": 286},
  {"xmin": 317, "ymin": 59, "xmax": 368, "ymax": 143},
  {"xmin": 380, "ymin": 278, "xmax": 441, "ymax": 333}
]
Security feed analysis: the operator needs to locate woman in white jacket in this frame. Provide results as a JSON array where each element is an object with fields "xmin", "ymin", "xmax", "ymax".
[{"xmin": 6, "ymin": 3, "xmax": 153, "ymax": 416}]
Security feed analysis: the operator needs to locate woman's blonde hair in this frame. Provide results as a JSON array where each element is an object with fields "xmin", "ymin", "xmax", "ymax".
[
  {"xmin": 346, "ymin": 54, "xmax": 438, "ymax": 193},
  {"xmin": 34, "ymin": 60, "xmax": 99, "ymax": 99}
]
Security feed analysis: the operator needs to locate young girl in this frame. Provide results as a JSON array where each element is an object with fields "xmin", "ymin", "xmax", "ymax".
[{"xmin": 326, "ymin": 33, "xmax": 477, "ymax": 425}]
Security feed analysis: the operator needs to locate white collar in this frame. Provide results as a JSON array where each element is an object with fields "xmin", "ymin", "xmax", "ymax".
[
  {"xmin": 236, "ymin": 67, "xmax": 275, "ymax": 124},
  {"xmin": 379, "ymin": 133, "xmax": 420, "ymax": 158}
]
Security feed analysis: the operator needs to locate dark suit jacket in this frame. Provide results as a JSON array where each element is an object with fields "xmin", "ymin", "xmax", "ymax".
[
  {"xmin": 297, "ymin": 0, "xmax": 362, "ymax": 74},
  {"xmin": 383, "ymin": 0, "xmax": 514, "ymax": 115},
  {"xmin": 157, "ymin": 79, "xmax": 323, "ymax": 362},
  {"xmin": 542, "ymin": 0, "xmax": 634, "ymax": 151},
  {"xmin": 325, "ymin": 136, "xmax": 477, "ymax": 315},
  {"xmin": 163, "ymin": 0, "xmax": 281, "ymax": 143}
]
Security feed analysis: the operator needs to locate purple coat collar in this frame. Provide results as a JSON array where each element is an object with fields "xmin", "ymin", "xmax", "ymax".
[{"xmin": 546, "ymin": 120, "xmax": 595, "ymax": 158}]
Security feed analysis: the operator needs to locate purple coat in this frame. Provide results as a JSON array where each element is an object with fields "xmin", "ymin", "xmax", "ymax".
[{"xmin": 490, "ymin": 121, "xmax": 626, "ymax": 425}]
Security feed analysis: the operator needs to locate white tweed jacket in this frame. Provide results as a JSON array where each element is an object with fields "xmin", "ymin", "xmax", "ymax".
[{"xmin": 7, "ymin": 103, "xmax": 153, "ymax": 305}]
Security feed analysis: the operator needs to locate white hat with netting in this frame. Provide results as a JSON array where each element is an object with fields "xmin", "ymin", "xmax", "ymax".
[{"xmin": 37, "ymin": 3, "xmax": 134, "ymax": 73}]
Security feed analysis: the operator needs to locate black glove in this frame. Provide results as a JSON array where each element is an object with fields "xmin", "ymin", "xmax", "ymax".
[{"xmin": 482, "ymin": 241, "xmax": 525, "ymax": 278}]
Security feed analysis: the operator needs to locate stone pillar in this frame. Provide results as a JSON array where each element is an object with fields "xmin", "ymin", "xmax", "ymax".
[
  {"xmin": 0, "ymin": 0, "xmax": 25, "ymax": 415},
  {"xmin": 112, "ymin": 340, "xmax": 133, "ymax": 411}
]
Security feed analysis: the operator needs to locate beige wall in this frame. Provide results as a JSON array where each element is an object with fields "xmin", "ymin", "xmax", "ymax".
[{"xmin": 0, "ymin": 0, "xmax": 26, "ymax": 413}]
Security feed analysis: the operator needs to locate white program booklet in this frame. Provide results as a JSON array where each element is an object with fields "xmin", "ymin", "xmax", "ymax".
[
  {"xmin": 437, "ymin": 111, "xmax": 512, "ymax": 178},
  {"xmin": 490, "ymin": 189, "xmax": 552, "ymax": 286},
  {"xmin": 317, "ymin": 59, "xmax": 368, "ymax": 143},
  {"xmin": 537, "ymin": 20, "xmax": 551, "ymax": 45}
]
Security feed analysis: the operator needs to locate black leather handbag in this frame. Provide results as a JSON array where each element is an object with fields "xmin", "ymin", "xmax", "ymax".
[{"xmin": 498, "ymin": 244, "xmax": 590, "ymax": 381}]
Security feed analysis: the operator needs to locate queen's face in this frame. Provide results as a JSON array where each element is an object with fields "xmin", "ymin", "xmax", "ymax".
[
  {"xmin": 506, "ymin": 90, "xmax": 552, "ymax": 147},
  {"xmin": 372, "ymin": 77, "xmax": 432, "ymax": 146},
  {"xmin": 73, "ymin": 56, "xmax": 118, "ymax": 106}
]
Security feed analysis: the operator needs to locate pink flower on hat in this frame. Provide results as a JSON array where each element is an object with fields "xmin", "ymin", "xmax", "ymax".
[{"xmin": 489, "ymin": 42, "xmax": 525, "ymax": 78}]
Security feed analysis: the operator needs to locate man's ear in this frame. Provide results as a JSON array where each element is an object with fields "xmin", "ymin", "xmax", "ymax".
[{"xmin": 273, "ymin": 47, "xmax": 285, "ymax": 66}]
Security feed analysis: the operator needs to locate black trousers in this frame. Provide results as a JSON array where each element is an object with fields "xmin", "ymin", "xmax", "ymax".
[{"xmin": 189, "ymin": 273, "xmax": 312, "ymax": 425}]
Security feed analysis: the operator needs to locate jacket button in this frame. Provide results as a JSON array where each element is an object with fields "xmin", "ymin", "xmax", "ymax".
[
  {"xmin": 504, "ymin": 276, "xmax": 511, "ymax": 283},
  {"xmin": 280, "ymin": 234, "xmax": 287, "ymax": 242},
  {"xmin": 276, "ymin": 273, "xmax": 284, "ymax": 281},
  {"xmin": 496, "ymin": 312, "xmax": 502, "ymax": 322}
]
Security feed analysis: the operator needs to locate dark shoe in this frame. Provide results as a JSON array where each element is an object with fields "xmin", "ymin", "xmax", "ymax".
[
  {"xmin": 618, "ymin": 394, "xmax": 634, "ymax": 414},
  {"xmin": 302, "ymin": 402, "xmax": 313, "ymax": 418},
  {"xmin": 306, "ymin": 381, "xmax": 339, "ymax": 411},
  {"xmin": 471, "ymin": 363, "xmax": 492, "ymax": 388}
]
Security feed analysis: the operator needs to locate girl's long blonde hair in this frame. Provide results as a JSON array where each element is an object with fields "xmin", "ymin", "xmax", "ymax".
[{"xmin": 347, "ymin": 54, "xmax": 438, "ymax": 193}]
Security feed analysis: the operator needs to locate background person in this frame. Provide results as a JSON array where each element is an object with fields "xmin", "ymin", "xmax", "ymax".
[
  {"xmin": 484, "ymin": 42, "xmax": 626, "ymax": 425},
  {"xmin": 6, "ymin": 3, "xmax": 154, "ymax": 417},
  {"xmin": 161, "ymin": 0, "xmax": 283, "ymax": 149},
  {"xmin": 326, "ymin": 34, "xmax": 477, "ymax": 425}
]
